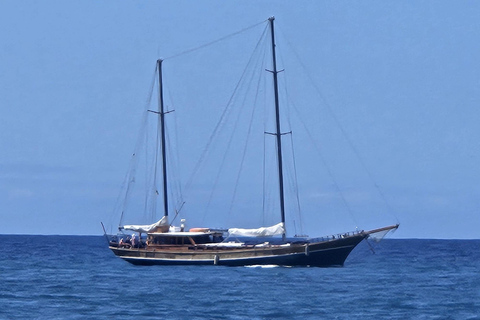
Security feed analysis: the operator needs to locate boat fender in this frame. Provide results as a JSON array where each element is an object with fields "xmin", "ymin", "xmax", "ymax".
[
  {"xmin": 214, "ymin": 255, "xmax": 219, "ymax": 265},
  {"xmin": 305, "ymin": 244, "xmax": 310, "ymax": 256}
]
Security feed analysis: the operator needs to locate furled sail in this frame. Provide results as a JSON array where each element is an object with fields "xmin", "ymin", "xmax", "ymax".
[
  {"xmin": 228, "ymin": 222, "xmax": 285, "ymax": 237},
  {"xmin": 120, "ymin": 216, "xmax": 168, "ymax": 233}
]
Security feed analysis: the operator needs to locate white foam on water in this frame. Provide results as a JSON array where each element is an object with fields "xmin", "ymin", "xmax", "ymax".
[{"xmin": 245, "ymin": 265, "xmax": 281, "ymax": 268}]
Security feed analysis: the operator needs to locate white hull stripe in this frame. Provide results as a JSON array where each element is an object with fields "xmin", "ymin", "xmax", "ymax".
[{"xmin": 118, "ymin": 244, "xmax": 356, "ymax": 262}]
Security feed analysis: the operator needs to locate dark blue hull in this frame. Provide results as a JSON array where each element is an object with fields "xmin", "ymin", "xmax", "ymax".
[{"xmin": 111, "ymin": 234, "xmax": 366, "ymax": 267}]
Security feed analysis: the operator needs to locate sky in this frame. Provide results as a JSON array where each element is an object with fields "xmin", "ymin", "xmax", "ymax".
[{"xmin": 1, "ymin": 1, "xmax": 479, "ymax": 239}]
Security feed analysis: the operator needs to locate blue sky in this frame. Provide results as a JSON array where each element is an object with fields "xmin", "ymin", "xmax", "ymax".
[{"xmin": 1, "ymin": 1, "xmax": 479, "ymax": 238}]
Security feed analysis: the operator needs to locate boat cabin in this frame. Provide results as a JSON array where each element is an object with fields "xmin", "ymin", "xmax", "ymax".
[{"xmin": 146, "ymin": 231, "xmax": 224, "ymax": 247}]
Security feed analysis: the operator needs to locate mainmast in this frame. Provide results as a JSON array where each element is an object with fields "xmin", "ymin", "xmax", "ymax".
[
  {"xmin": 268, "ymin": 17, "xmax": 286, "ymax": 238},
  {"xmin": 157, "ymin": 59, "xmax": 169, "ymax": 217}
]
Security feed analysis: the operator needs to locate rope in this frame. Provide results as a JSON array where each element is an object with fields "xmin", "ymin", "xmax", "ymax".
[
  {"xmin": 185, "ymin": 24, "xmax": 269, "ymax": 192},
  {"xmin": 277, "ymin": 51, "xmax": 305, "ymax": 235},
  {"xmin": 290, "ymin": 98, "xmax": 360, "ymax": 227},
  {"xmin": 288, "ymin": 134, "xmax": 305, "ymax": 236},
  {"xmin": 167, "ymin": 90, "xmax": 186, "ymax": 217},
  {"xmin": 280, "ymin": 27, "xmax": 400, "ymax": 224},
  {"xmin": 199, "ymin": 24, "xmax": 269, "ymax": 222},
  {"xmin": 227, "ymin": 38, "xmax": 268, "ymax": 216},
  {"xmin": 117, "ymin": 67, "xmax": 158, "ymax": 227},
  {"xmin": 163, "ymin": 19, "xmax": 267, "ymax": 61}
]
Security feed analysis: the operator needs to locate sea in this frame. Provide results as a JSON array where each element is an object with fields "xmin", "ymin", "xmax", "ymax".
[{"xmin": 1, "ymin": 235, "xmax": 479, "ymax": 319}]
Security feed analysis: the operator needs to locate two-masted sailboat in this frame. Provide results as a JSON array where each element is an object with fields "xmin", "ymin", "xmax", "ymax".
[{"xmin": 106, "ymin": 17, "xmax": 398, "ymax": 266}]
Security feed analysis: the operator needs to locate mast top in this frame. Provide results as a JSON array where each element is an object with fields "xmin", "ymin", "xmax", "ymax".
[{"xmin": 268, "ymin": 16, "xmax": 275, "ymax": 22}]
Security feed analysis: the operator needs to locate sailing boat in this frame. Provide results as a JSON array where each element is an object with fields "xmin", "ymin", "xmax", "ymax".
[{"xmin": 106, "ymin": 17, "xmax": 398, "ymax": 266}]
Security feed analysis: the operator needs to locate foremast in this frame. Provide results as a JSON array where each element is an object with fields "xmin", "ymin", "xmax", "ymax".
[
  {"xmin": 117, "ymin": 60, "xmax": 170, "ymax": 233},
  {"xmin": 149, "ymin": 59, "xmax": 169, "ymax": 219},
  {"xmin": 268, "ymin": 17, "xmax": 286, "ymax": 239},
  {"xmin": 158, "ymin": 59, "xmax": 169, "ymax": 218}
]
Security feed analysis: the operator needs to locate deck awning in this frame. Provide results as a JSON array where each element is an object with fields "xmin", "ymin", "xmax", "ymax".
[{"xmin": 228, "ymin": 222, "xmax": 285, "ymax": 237}]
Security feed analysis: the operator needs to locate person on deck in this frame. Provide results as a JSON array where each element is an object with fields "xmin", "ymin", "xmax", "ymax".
[
  {"xmin": 131, "ymin": 234, "xmax": 137, "ymax": 248},
  {"xmin": 119, "ymin": 238, "xmax": 131, "ymax": 248}
]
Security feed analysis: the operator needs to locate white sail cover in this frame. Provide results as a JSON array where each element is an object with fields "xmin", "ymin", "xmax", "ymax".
[
  {"xmin": 121, "ymin": 216, "xmax": 168, "ymax": 233},
  {"xmin": 228, "ymin": 222, "xmax": 285, "ymax": 237}
]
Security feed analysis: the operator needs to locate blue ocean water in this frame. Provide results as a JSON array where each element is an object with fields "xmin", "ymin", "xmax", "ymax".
[{"xmin": 1, "ymin": 235, "xmax": 479, "ymax": 319}]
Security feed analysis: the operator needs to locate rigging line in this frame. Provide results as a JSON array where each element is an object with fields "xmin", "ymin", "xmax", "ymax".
[
  {"xmin": 227, "ymin": 37, "xmax": 268, "ymax": 217},
  {"xmin": 118, "ymin": 66, "xmax": 158, "ymax": 226},
  {"xmin": 166, "ymin": 93, "xmax": 186, "ymax": 214},
  {"xmin": 116, "ymin": 155, "xmax": 135, "ymax": 226},
  {"xmin": 147, "ymin": 64, "xmax": 163, "ymax": 222},
  {"xmin": 202, "ymin": 29, "xmax": 269, "ymax": 222},
  {"xmin": 145, "ymin": 111, "xmax": 161, "ymax": 222},
  {"xmin": 276, "ymin": 49, "xmax": 304, "ymax": 233},
  {"xmin": 264, "ymin": 153, "xmax": 279, "ymax": 226},
  {"xmin": 263, "ymin": 133, "xmax": 266, "ymax": 226},
  {"xmin": 147, "ymin": 67, "xmax": 161, "ymax": 221},
  {"xmin": 164, "ymin": 117, "xmax": 184, "ymax": 217},
  {"xmin": 262, "ymin": 62, "xmax": 277, "ymax": 226},
  {"xmin": 185, "ymin": 23, "xmax": 269, "ymax": 192},
  {"xmin": 165, "ymin": 120, "xmax": 173, "ymax": 213},
  {"xmin": 142, "ymin": 74, "xmax": 156, "ymax": 222},
  {"xmin": 288, "ymin": 134, "xmax": 305, "ymax": 236},
  {"xmin": 146, "ymin": 114, "xmax": 161, "ymax": 222},
  {"xmin": 118, "ymin": 149, "xmax": 141, "ymax": 226},
  {"xmin": 143, "ymin": 116, "xmax": 151, "ymax": 221},
  {"xmin": 264, "ymin": 155, "xmax": 276, "ymax": 226},
  {"xmin": 278, "ymin": 57, "xmax": 306, "ymax": 235},
  {"xmin": 276, "ymin": 43, "xmax": 293, "ymax": 132},
  {"xmin": 146, "ymin": 106, "xmax": 157, "ymax": 222},
  {"xmin": 280, "ymin": 29, "xmax": 399, "ymax": 223},
  {"xmin": 290, "ymin": 98, "xmax": 359, "ymax": 227},
  {"xmin": 163, "ymin": 19, "xmax": 268, "ymax": 61},
  {"xmin": 166, "ymin": 120, "xmax": 183, "ymax": 217},
  {"xmin": 120, "ymin": 127, "xmax": 147, "ymax": 225},
  {"xmin": 143, "ymin": 67, "xmax": 160, "ymax": 223}
]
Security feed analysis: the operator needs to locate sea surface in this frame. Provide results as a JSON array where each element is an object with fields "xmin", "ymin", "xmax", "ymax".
[{"xmin": 1, "ymin": 235, "xmax": 479, "ymax": 319}]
